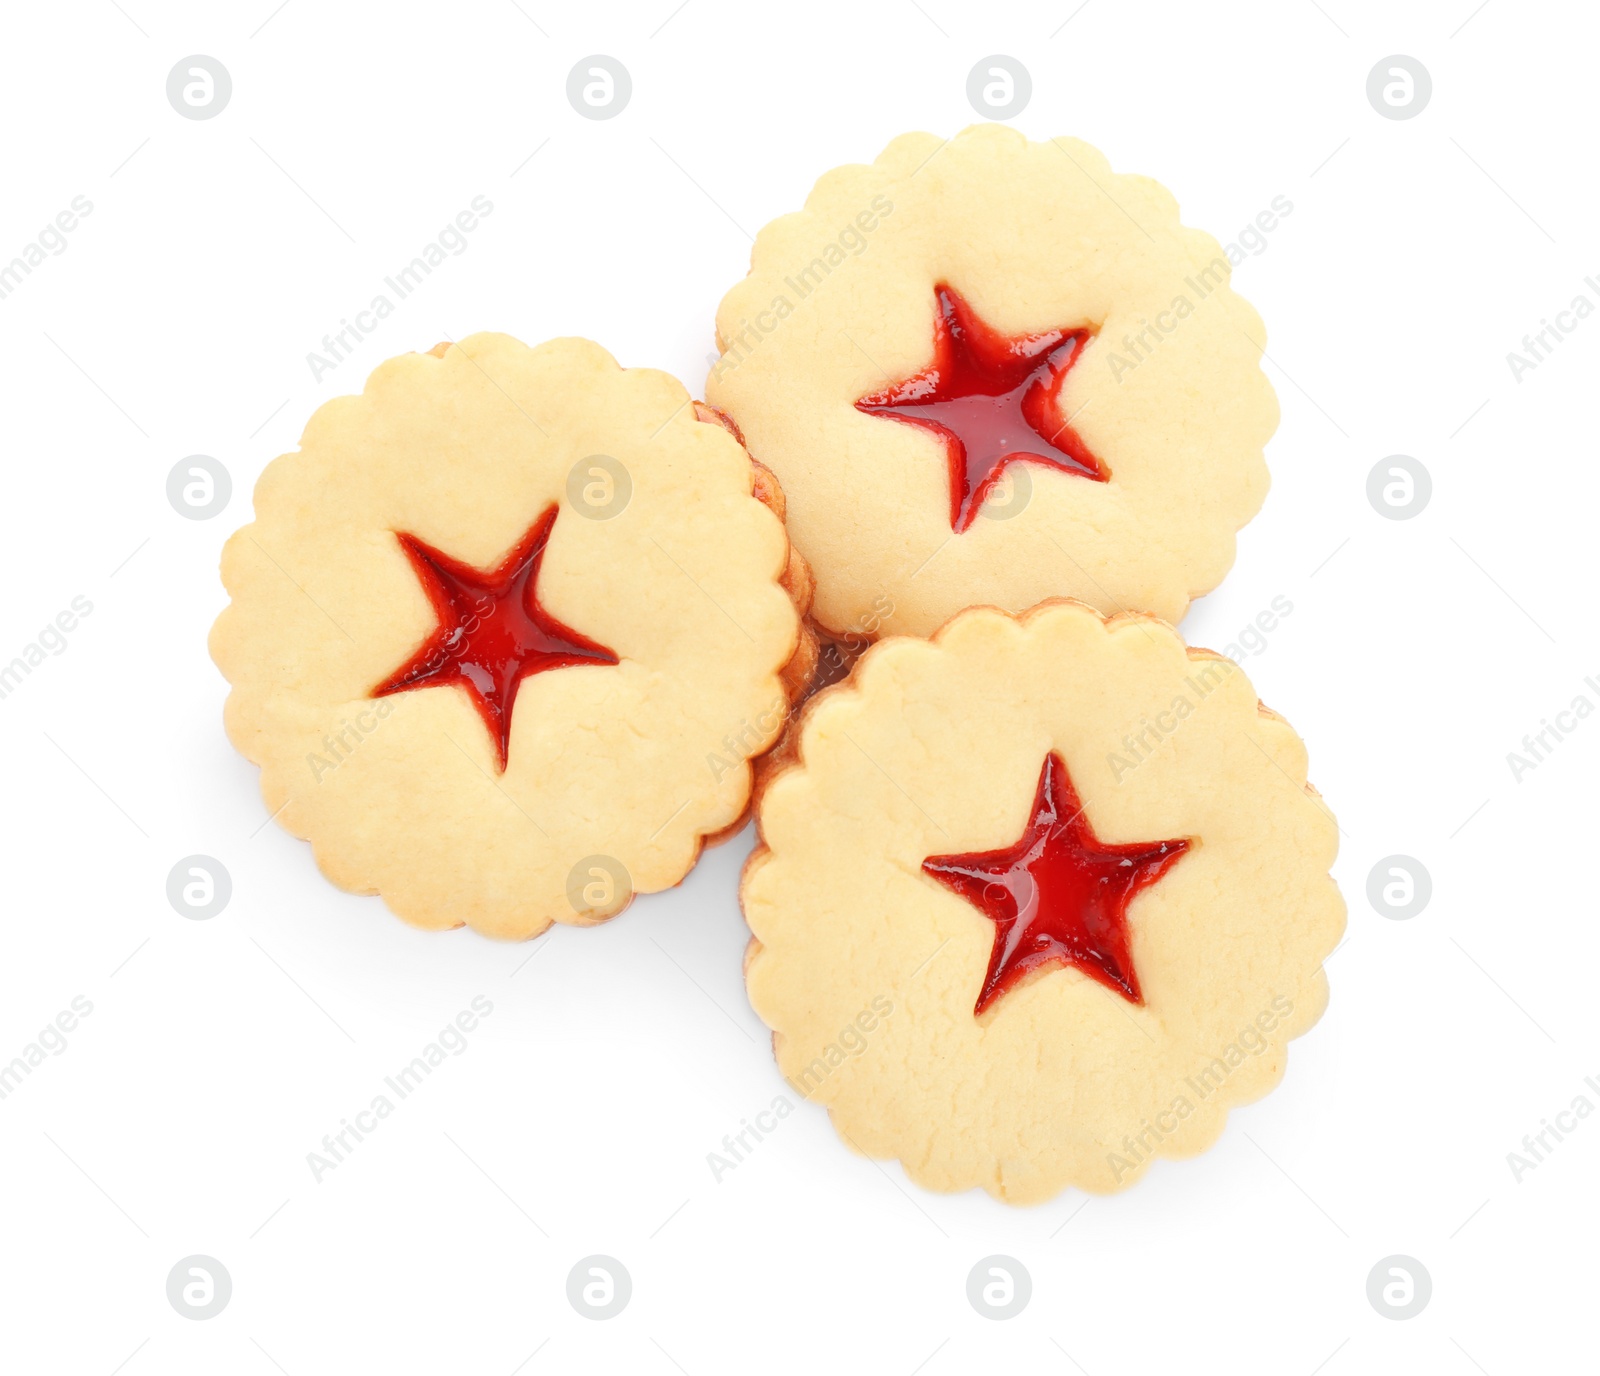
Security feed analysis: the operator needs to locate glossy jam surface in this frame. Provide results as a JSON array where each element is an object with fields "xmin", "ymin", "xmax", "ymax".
[
  {"xmin": 923, "ymin": 752, "xmax": 1188, "ymax": 1016},
  {"xmin": 372, "ymin": 505, "xmax": 617, "ymax": 771},
  {"xmin": 855, "ymin": 285, "xmax": 1105, "ymax": 532}
]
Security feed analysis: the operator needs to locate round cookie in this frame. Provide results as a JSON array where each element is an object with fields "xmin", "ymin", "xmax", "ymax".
[
  {"xmin": 211, "ymin": 334, "xmax": 814, "ymax": 939},
  {"xmin": 707, "ymin": 124, "xmax": 1277, "ymax": 640},
  {"xmin": 742, "ymin": 600, "xmax": 1343, "ymax": 1202}
]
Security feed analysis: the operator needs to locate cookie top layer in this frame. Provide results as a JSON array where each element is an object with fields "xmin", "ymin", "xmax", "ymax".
[
  {"xmin": 211, "ymin": 334, "xmax": 802, "ymax": 939},
  {"xmin": 742, "ymin": 600, "xmax": 1343, "ymax": 1202},
  {"xmin": 708, "ymin": 124, "xmax": 1277, "ymax": 639}
]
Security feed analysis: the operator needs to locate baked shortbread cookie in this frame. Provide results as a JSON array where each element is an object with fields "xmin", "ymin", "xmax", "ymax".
[
  {"xmin": 707, "ymin": 124, "xmax": 1277, "ymax": 640},
  {"xmin": 212, "ymin": 335, "xmax": 814, "ymax": 939},
  {"xmin": 742, "ymin": 601, "xmax": 1342, "ymax": 1202}
]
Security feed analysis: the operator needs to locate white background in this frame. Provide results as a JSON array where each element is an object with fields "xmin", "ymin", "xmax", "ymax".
[{"xmin": 1, "ymin": 1, "xmax": 1595, "ymax": 1371}]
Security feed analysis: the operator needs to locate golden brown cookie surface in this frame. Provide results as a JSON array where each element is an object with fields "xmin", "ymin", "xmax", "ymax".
[
  {"xmin": 742, "ymin": 600, "xmax": 1343, "ymax": 1202},
  {"xmin": 708, "ymin": 125, "xmax": 1277, "ymax": 639},
  {"xmin": 212, "ymin": 335, "xmax": 805, "ymax": 938}
]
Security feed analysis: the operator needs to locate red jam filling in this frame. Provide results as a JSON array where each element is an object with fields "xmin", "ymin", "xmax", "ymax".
[
  {"xmin": 855, "ymin": 285, "xmax": 1104, "ymax": 532},
  {"xmin": 372, "ymin": 505, "xmax": 617, "ymax": 771},
  {"xmin": 922, "ymin": 752, "xmax": 1188, "ymax": 1016}
]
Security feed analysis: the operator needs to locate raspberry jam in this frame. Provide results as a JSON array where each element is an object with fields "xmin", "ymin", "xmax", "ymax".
[
  {"xmin": 856, "ymin": 285, "xmax": 1105, "ymax": 532},
  {"xmin": 372, "ymin": 505, "xmax": 617, "ymax": 770},
  {"xmin": 923, "ymin": 752, "xmax": 1188, "ymax": 1015}
]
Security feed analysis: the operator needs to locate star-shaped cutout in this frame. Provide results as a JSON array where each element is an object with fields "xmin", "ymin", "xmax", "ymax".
[
  {"xmin": 922, "ymin": 752, "xmax": 1188, "ymax": 1017},
  {"xmin": 855, "ymin": 285, "xmax": 1105, "ymax": 533},
  {"xmin": 372, "ymin": 504, "xmax": 617, "ymax": 772}
]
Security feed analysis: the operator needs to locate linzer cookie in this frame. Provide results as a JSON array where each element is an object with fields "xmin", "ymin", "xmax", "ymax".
[
  {"xmin": 741, "ymin": 600, "xmax": 1342, "ymax": 1201},
  {"xmin": 211, "ymin": 334, "xmax": 813, "ymax": 938},
  {"xmin": 707, "ymin": 123, "xmax": 1277, "ymax": 640}
]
